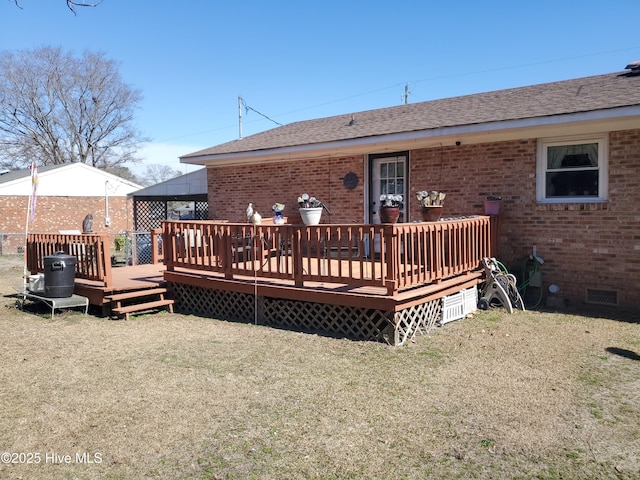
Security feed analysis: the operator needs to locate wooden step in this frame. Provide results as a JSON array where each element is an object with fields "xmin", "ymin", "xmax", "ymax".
[
  {"xmin": 106, "ymin": 286, "xmax": 173, "ymax": 320},
  {"xmin": 105, "ymin": 287, "xmax": 169, "ymax": 303},
  {"xmin": 111, "ymin": 299, "xmax": 174, "ymax": 320}
]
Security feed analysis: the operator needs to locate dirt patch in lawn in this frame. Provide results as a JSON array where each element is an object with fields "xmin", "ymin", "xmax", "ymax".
[{"xmin": 0, "ymin": 254, "xmax": 638, "ymax": 479}]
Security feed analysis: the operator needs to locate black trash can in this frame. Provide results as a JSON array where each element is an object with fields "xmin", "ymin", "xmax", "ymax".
[{"xmin": 43, "ymin": 252, "xmax": 76, "ymax": 298}]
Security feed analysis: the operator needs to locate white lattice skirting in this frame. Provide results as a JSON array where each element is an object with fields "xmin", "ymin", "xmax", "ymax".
[{"xmin": 169, "ymin": 282, "xmax": 443, "ymax": 346}]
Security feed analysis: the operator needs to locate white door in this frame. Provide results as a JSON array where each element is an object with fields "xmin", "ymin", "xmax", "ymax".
[
  {"xmin": 369, "ymin": 153, "xmax": 407, "ymax": 223},
  {"xmin": 368, "ymin": 153, "xmax": 407, "ymax": 256}
]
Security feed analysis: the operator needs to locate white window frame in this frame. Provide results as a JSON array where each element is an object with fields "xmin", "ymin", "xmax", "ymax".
[{"xmin": 536, "ymin": 133, "xmax": 608, "ymax": 203}]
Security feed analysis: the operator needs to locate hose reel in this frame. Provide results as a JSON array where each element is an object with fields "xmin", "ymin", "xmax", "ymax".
[{"xmin": 478, "ymin": 257, "xmax": 526, "ymax": 313}]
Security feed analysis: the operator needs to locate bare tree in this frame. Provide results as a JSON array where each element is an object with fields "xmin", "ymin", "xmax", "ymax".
[
  {"xmin": 141, "ymin": 164, "xmax": 183, "ymax": 187},
  {"xmin": 9, "ymin": 0, "xmax": 103, "ymax": 14},
  {"xmin": 0, "ymin": 47, "xmax": 147, "ymax": 170},
  {"xmin": 105, "ymin": 165, "xmax": 143, "ymax": 185}
]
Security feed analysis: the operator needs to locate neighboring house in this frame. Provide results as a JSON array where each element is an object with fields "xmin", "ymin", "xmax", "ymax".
[
  {"xmin": 180, "ymin": 64, "xmax": 640, "ymax": 310},
  {"xmin": 0, "ymin": 163, "xmax": 141, "ymax": 253},
  {"xmin": 128, "ymin": 167, "xmax": 208, "ymax": 231}
]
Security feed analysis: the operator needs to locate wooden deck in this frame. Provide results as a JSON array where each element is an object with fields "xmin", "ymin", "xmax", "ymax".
[
  {"xmin": 26, "ymin": 216, "xmax": 495, "ymax": 344},
  {"xmin": 73, "ymin": 263, "xmax": 167, "ymax": 306},
  {"xmin": 51, "ymin": 257, "xmax": 481, "ymax": 315},
  {"xmin": 165, "ymin": 262, "xmax": 482, "ymax": 312},
  {"xmin": 162, "ymin": 216, "xmax": 494, "ymax": 294}
]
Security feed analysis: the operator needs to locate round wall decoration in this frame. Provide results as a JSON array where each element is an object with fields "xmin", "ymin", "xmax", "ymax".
[{"xmin": 342, "ymin": 172, "xmax": 359, "ymax": 190}]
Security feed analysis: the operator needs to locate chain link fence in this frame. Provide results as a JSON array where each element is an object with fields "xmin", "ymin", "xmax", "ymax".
[
  {"xmin": 0, "ymin": 232, "xmax": 27, "ymax": 256},
  {"xmin": 114, "ymin": 231, "xmax": 162, "ymax": 266}
]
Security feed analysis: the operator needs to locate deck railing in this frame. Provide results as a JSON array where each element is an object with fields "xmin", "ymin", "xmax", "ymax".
[
  {"xmin": 26, "ymin": 233, "xmax": 114, "ymax": 287},
  {"xmin": 162, "ymin": 216, "xmax": 494, "ymax": 296}
]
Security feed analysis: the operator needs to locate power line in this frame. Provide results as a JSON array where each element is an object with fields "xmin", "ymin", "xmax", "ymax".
[
  {"xmin": 406, "ymin": 47, "xmax": 640, "ymax": 102},
  {"xmin": 238, "ymin": 95, "xmax": 283, "ymax": 139},
  {"xmin": 157, "ymin": 46, "xmax": 639, "ymax": 143},
  {"xmin": 242, "ymin": 99, "xmax": 283, "ymax": 127}
]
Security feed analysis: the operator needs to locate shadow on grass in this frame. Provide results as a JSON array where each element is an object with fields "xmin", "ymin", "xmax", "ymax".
[{"xmin": 606, "ymin": 347, "xmax": 640, "ymax": 361}]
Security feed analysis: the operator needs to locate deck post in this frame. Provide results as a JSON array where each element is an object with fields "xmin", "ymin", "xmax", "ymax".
[
  {"xmin": 99, "ymin": 234, "xmax": 114, "ymax": 288},
  {"xmin": 292, "ymin": 229, "xmax": 304, "ymax": 287},
  {"xmin": 489, "ymin": 215, "xmax": 500, "ymax": 258},
  {"xmin": 383, "ymin": 225, "xmax": 399, "ymax": 296},
  {"xmin": 163, "ymin": 223, "xmax": 175, "ymax": 271},
  {"xmin": 151, "ymin": 228, "xmax": 163, "ymax": 264},
  {"xmin": 221, "ymin": 225, "xmax": 233, "ymax": 279}
]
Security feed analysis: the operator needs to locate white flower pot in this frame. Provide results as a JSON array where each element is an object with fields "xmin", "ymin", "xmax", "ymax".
[{"xmin": 299, "ymin": 207, "xmax": 323, "ymax": 225}]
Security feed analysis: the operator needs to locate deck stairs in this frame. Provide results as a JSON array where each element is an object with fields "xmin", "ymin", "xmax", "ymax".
[{"xmin": 105, "ymin": 287, "xmax": 174, "ymax": 320}]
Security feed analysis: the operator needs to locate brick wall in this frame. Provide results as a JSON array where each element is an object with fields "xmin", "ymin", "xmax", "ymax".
[
  {"xmin": 411, "ymin": 131, "xmax": 640, "ymax": 308},
  {"xmin": 207, "ymin": 128, "xmax": 640, "ymax": 309},
  {"xmin": 0, "ymin": 196, "xmax": 134, "ymax": 254},
  {"xmin": 208, "ymin": 156, "xmax": 365, "ymax": 224}
]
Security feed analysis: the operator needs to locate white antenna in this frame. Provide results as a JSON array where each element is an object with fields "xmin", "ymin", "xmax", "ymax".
[{"xmin": 238, "ymin": 95, "xmax": 243, "ymax": 139}]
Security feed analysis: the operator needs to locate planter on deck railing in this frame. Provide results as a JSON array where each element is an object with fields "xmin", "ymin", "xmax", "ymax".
[
  {"xmin": 379, "ymin": 206, "xmax": 401, "ymax": 224},
  {"xmin": 421, "ymin": 205, "xmax": 443, "ymax": 222}
]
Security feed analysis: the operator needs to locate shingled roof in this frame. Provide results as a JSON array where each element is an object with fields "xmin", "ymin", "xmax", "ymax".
[
  {"xmin": 0, "ymin": 164, "xmax": 65, "ymax": 184},
  {"xmin": 182, "ymin": 70, "xmax": 640, "ymax": 160}
]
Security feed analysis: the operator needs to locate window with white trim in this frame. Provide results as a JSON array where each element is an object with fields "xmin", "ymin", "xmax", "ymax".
[{"xmin": 536, "ymin": 134, "xmax": 608, "ymax": 202}]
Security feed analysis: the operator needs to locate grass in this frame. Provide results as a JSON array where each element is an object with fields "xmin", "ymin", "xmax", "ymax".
[{"xmin": 0, "ymin": 255, "xmax": 638, "ymax": 479}]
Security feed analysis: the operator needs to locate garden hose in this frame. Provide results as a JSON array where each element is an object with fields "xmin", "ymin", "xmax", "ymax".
[
  {"xmin": 489, "ymin": 258, "xmax": 542, "ymax": 310},
  {"xmin": 479, "ymin": 258, "xmax": 525, "ymax": 311},
  {"xmin": 518, "ymin": 256, "xmax": 544, "ymax": 309}
]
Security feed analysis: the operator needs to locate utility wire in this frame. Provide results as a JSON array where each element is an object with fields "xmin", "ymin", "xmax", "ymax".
[
  {"xmin": 240, "ymin": 98, "xmax": 282, "ymax": 126},
  {"xmin": 157, "ymin": 46, "xmax": 639, "ymax": 143}
]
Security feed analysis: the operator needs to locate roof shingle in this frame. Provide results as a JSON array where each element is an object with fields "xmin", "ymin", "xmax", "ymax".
[{"xmin": 182, "ymin": 71, "xmax": 640, "ymax": 159}]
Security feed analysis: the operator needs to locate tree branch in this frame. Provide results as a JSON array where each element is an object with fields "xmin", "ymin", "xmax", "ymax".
[
  {"xmin": 9, "ymin": 0, "xmax": 104, "ymax": 12},
  {"xmin": 67, "ymin": 0, "xmax": 103, "ymax": 14},
  {"xmin": 0, "ymin": 47, "xmax": 147, "ymax": 169}
]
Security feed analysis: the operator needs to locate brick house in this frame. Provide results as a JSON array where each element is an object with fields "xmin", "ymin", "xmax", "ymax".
[
  {"xmin": 0, "ymin": 163, "xmax": 141, "ymax": 253},
  {"xmin": 180, "ymin": 66, "xmax": 640, "ymax": 310}
]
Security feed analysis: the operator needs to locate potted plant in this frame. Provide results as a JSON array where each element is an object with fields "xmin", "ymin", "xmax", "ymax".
[
  {"xmin": 483, "ymin": 195, "xmax": 502, "ymax": 215},
  {"xmin": 298, "ymin": 193, "xmax": 330, "ymax": 225},
  {"xmin": 416, "ymin": 190, "xmax": 446, "ymax": 221},
  {"xmin": 378, "ymin": 194, "xmax": 403, "ymax": 223},
  {"xmin": 114, "ymin": 234, "xmax": 126, "ymax": 252}
]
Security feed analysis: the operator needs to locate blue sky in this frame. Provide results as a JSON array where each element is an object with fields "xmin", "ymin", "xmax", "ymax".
[{"xmin": 1, "ymin": 0, "xmax": 638, "ymax": 175}]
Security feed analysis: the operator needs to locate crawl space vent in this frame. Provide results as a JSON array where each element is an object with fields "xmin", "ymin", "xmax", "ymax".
[
  {"xmin": 585, "ymin": 288, "xmax": 618, "ymax": 306},
  {"xmin": 441, "ymin": 287, "xmax": 478, "ymax": 325}
]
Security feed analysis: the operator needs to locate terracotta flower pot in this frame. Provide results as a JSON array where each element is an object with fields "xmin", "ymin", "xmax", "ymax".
[
  {"xmin": 379, "ymin": 206, "xmax": 400, "ymax": 223},
  {"xmin": 421, "ymin": 205, "xmax": 443, "ymax": 222}
]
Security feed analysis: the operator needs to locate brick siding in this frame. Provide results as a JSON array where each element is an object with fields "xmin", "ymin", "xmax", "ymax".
[
  {"xmin": 207, "ymin": 128, "xmax": 640, "ymax": 309},
  {"xmin": 0, "ymin": 196, "xmax": 134, "ymax": 254},
  {"xmin": 208, "ymin": 156, "xmax": 365, "ymax": 224}
]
